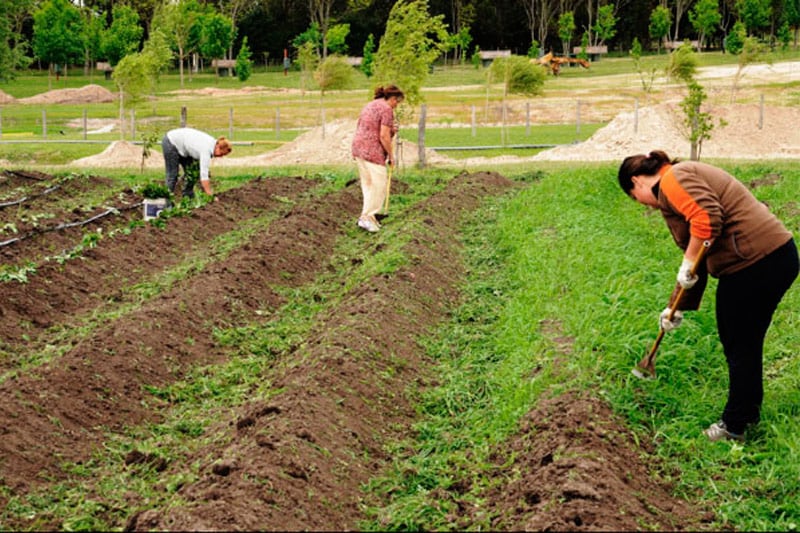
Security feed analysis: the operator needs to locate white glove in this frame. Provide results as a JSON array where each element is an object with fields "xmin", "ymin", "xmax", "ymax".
[
  {"xmin": 676, "ymin": 257, "xmax": 698, "ymax": 289},
  {"xmin": 660, "ymin": 307, "xmax": 683, "ymax": 332}
]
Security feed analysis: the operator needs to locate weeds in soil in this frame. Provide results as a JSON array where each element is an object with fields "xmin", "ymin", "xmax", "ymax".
[{"xmin": 2, "ymin": 164, "xmax": 799, "ymax": 531}]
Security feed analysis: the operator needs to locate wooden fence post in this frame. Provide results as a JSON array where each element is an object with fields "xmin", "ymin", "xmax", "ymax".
[
  {"xmin": 418, "ymin": 104, "xmax": 427, "ymax": 168},
  {"xmin": 180, "ymin": 106, "xmax": 187, "ymax": 127}
]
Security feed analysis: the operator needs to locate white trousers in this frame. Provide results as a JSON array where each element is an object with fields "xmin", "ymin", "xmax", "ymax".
[{"xmin": 355, "ymin": 158, "xmax": 388, "ymax": 218}]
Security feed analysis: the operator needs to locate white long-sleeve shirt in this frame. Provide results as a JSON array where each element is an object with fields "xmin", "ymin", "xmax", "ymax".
[{"xmin": 166, "ymin": 128, "xmax": 217, "ymax": 181}]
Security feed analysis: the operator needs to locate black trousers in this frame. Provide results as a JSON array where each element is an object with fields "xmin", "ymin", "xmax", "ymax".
[
  {"xmin": 162, "ymin": 136, "xmax": 199, "ymax": 199},
  {"xmin": 716, "ymin": 238, "xmax": 798, "ymax": 434}
]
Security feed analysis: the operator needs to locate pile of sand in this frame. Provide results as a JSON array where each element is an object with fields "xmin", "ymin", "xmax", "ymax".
[
  {"xmin": 528, "ymin": 102, "xmax": 800, "ymax": 162},
  {"xmin": 0, "ymin": 89, "xmax": 16, "ymax": 104},
  {"xmin": 217, "ymin": 118, "xmax": 455, "ymax": 168},
  {"xmin": 18, "ymin": 84, "xmax": 115, "ymax": 105},
  {"xmin": 71, "ymin": 141, "xmax": 164, "ymax": 169}
]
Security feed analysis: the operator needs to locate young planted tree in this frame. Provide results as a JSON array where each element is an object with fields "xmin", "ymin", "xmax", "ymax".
[
  {"xmin": 313, "ymin": 55, "xmax": 355, "ymax": 136},
  {"xmin": 730, "ymin": 36, "xmax": 769, "ymax": 102},
  {"xmin": 295, "ymin": 41, "xmax": 319, "ymax": 96},
  {"xmin": 649, "ymin": 5, "xmax": 671, "ymax": 53},
  {"xmin": 630, "ymin": 37, "xmax": 657, "ymax": 98},
  {"xmin": 373, "ymin": 0, "xmax": 449, "ymax": 108},
  {"xmin": 235, "ymin": 36, "xmax": 253, "ymax": 81},
  {"xmin": 488, "ymin": 55, "xmax": 546, "ymax": 145},
  {"xmin": 361, "ymin": 33, "xmax": 375, "ymax": 78},
  {"xmin": 32, "ymin": 0, "xmax": 85, "ymax": 83},
  {"xmin": 666, "ymin": 43, "xmax": 719, "ymax": 160},
  {"xmin": 112, "ymin": 31, "xmax": 171, "ymax": 141}
]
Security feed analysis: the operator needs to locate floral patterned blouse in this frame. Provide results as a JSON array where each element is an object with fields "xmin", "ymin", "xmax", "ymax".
[{"xmin": 351, "ymin": 98, "xmax": 395, "ymax": 165}]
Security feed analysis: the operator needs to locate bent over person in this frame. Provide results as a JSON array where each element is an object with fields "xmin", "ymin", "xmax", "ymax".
[
  {"xmin": 351, "ymin": 84, "xmax": 404, "ymax": 232},
  {"xmin": 162, "ymin": 127, "xmax": 232, "ymax": 200},
  {"xmin": 618, "ymin": 150, "xmax": 798, "ymax": 442}
]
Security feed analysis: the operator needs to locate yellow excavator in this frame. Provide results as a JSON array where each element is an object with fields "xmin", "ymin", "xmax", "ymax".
[{"xmin": 534, "ymin": 52, "xmax": 591, "ymax": 76}]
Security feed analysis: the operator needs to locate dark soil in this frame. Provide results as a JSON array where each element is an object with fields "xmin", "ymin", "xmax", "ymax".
[{"xmin": 0, "ymin": 169, "xmax": 707, "ymax": 531}]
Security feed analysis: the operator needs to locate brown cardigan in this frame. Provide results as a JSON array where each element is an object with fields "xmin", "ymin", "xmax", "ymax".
[{"xmin": 657, "ymin": 161, "xmax": 793, "ymax": 310}]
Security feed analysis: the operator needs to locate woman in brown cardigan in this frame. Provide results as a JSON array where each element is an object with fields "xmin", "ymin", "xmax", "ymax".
[{"xmin": 618, "ymin": 150, "xmax": 798, "ymax": 442}]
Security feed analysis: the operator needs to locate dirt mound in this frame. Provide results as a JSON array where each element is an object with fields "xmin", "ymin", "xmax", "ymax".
[
  {"xmin": 70, "ymin": 140, "xmax": 164, "ymax": 169},
  {"xmin": 0, "ymin": 89, "xmax": 15, "ymax": 104},
  {"xmin": 467, "ymin": 392, "xmax": 708, "ymax": 530},
  {"xmin": 18, "ymin": 84, "xmax": 115, "ymax": 105},
  {"xmin": 218, "ymin": 118, "xmax": 456, "ymax": 168},
  {"xmin": 529, "ymin": 102, "xmax": 800, "ymax": 162}
]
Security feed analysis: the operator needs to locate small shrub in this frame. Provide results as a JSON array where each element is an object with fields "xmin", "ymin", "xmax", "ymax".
[{"xmin": 141, "ymin": 183, "xmax": 171, "ymax": 199}]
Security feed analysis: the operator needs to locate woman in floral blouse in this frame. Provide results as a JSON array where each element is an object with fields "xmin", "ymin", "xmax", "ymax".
[{"xmin": 351, "ymin": 84, "xmax": 404, "ymax": 232}]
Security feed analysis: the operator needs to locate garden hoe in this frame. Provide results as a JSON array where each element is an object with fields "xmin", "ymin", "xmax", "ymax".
[
  {"xmin": 632, "ymin": 240, "xmax": 710, "ymax": 380},
  {"xmin": 383, "ymin": 162, "xmax": 393, "ymax": 215}
]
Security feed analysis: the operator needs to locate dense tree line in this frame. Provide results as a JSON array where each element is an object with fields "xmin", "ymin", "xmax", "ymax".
[{"xmin": 0, "ymin": 0, "xmax": 798, "ymax": 83}]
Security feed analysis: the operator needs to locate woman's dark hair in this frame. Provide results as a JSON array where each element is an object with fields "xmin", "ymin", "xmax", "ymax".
[
  {"xmin": 374, "ymin": 84, "xmax": 405, "ymax": 101},
  {"xmin": 617, "ymin": 150, "xmax": 678, "ymax": 195}
]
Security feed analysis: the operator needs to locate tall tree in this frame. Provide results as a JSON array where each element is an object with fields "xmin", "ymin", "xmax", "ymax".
[
  {"xmin": 103, "ymin": 4, "xmax": 143, "ymax": 66},
  {"xmin": 736, "ymin": 0, "xmax": 772, "ymax": 36},
  {"xmin": 32, "ymin": 0, "xmax": 85, "ymax": 80},
  {"xmin": 649, "ymin": 4, "xmax": 671, "ymax": 52},
  {"xmin": 198, "ymin": 12, "xmax": 234, "ymax": 71},
  {"xmin": 672, "ymin": 0, "xmax": 693, "ymax": 40},
  {"xmin": 309, "ymin": 0, "xmax": 336, "ymax": 58},
  {"xmin": 689, "ymin": 0, "xmax": 722, "ymax": 50},
  {"xmin": 152, "ymin": 0, "xmax": 207, "ymax": 87},
  {"xmin": 557, "ymin": 11, "xmax": 575, "ymax": 54},
  {"xmin": 373, "ymin": 0, "xmax": 449, "ymax": 107}
]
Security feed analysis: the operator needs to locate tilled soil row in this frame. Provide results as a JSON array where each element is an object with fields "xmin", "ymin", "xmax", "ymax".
[
  {"xmin": 126, "ymin": 171, "xmax": 522, "ymax": 531},
  {"xmin": 0, "ymin": 172, "xmax": 138, "ymax": 266},
  {"xmin": 0, "ymin": 176, "xmax": 356, "ymax": 509},
  {"xmin": 0, "ymin": 176, "xmax": 317, "ymax": 351}
]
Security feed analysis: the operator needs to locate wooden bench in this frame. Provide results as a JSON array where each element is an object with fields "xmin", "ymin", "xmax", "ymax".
[
  {"xmin": 478, "ymin": 50, "xmax": 511, "ymax": 67},
  {"xmin": 96, "ymin": 61, "xmax": 113, "ymax": 80},
  {"xmin": 572, "ymin": 45, "xmax": 608, "ymax": 61},
  {"xmin": 211, "ymin": 59, "xmax": 236, "ymax": 76}
]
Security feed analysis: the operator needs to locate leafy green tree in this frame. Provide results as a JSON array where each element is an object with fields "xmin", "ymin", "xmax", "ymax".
[
  {"xmin": 776, "ymin": 20, "xmax": 792, "ymax": 50},
  {"xmin": 0, "ymin": 1, "xmax": 15, "ymax": 80},
  {"xmin": 235, "ymin": 36, "xmax": 253, "ymax": 81},
  {"xmin": 103, "ymin": 4, "xmax": 143, "ymax": 66},
  {"xmin": 32, "ymin": 0, "xmax": 85, "ymax": 79},
  {"xmin": 373, "ymin": 0, "xmax": 449, "ymax": 107},
  {"xmin": 786, "ymin": 0, "xmax": 800, "ymax": 47},
  {"xmin": 326, "ymin": 24, "xmax": 350, "ymax": 55},
  {"xmin": 592, "ymin": 4, "xmax": 617, "ymax": 46},
  {"xmin": 153, "ymin": 0, "xmax": 208, "ymax": 87},
  {"xmin": 198, "ymin": 12, "xmax": 234, "ymax": 72},
  {"xmin": 735, "ymin": 0, "xmax": 771, "ymax": 36},
  {"xmin": 292, "ymin": 22, "xmax": 322, "ymax": 53},
  {"xmin": 557, "ymin": 11, "xmax": 575, "ymax": 55},
  {"xmin": 689, "ymin": 0, "xmax": 722, "ymax": 50},
  {"xmin": 361, "ymin": 33, "xmax": 375, "ymax": 78},
  {"xmin": 82, "ymin": 10, "xmax": 106, "ymax": 76},
  {"xmin": 649, "ymin": 5, "xmax": 671, "ymax": 53},
  {"xmin": 724, "ymin": 20, "xmax": 747, "ymax": 53}
]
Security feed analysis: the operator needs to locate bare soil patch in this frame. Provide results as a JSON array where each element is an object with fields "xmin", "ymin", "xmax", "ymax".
[
  {"xmin": 16, "ymin": 84, "xmax": 115, "ymax": 105},
  {"xmin": 0, "ymin": 169, "xmax": 707, "ymax": 530}
]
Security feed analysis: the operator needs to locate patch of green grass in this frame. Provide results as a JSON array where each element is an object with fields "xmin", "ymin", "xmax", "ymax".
[{"xmin": 361, "ymin": 161, "xmax": 800, "ymax": 531}]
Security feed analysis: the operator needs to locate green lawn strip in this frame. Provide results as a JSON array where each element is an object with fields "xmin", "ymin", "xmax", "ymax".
[
  {"xmin": 0, "ymin": 169, "xmax": 451, "ymax": 530},
  {"xmin": 360, "ymin": 163, "xmax": 800, "ymax": 531},
  {"xmin": 0, "ymin": 191, "xmax": 307, "ymax": 384}
]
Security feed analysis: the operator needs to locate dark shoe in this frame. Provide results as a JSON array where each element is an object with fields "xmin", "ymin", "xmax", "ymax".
[{"xmin": 704, "ymin": 420, "xmax": 744, "ymax": 442}]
